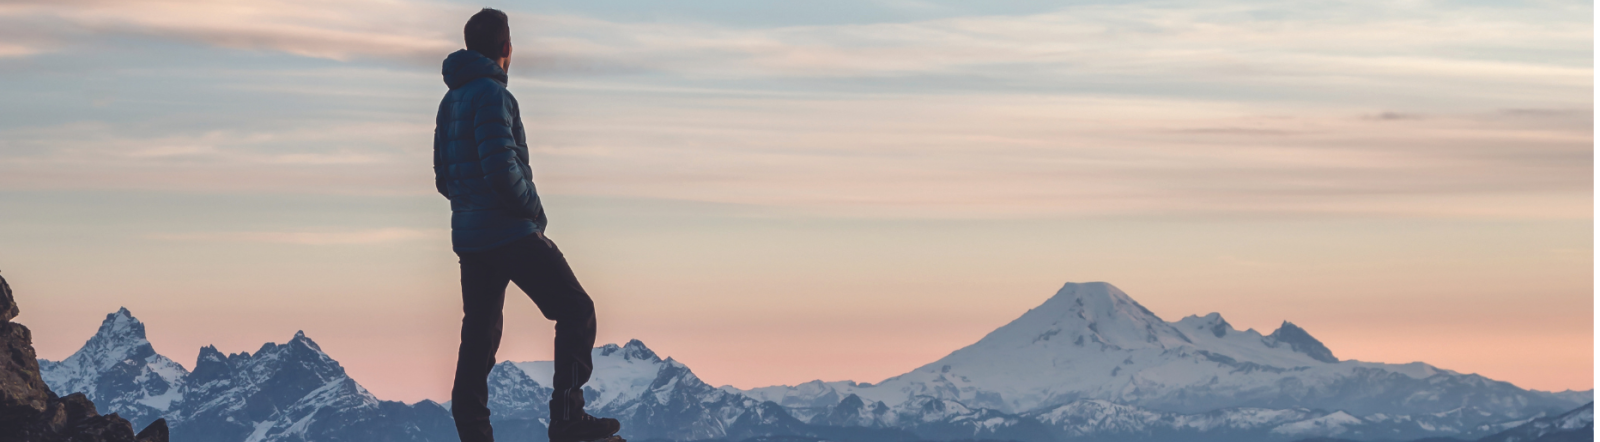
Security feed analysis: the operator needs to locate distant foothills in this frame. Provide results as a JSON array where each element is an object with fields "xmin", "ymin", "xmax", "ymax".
[{"xmin": 30, "ymin": 282, "xmax": 1595, "ymax": 442}]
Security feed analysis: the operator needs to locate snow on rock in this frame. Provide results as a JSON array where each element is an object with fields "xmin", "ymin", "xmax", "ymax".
[
  {"xmin": 170, "ymin": 330, "xmax": 374, "ymax": 439},
  {"xmin": 169, "ymin": 330, "xmax": 453, "ymax": 441},
  {"xmin": 44, "ymin": 315, "xmax": 457, "ymax": 442},
  {"xmin": 37, "ymin": 283, "xmax": 1597, "ymax": 442},
  {"xmin": 1554, "ymin": 402, "xmax": 1594, "ymax": 430},
  {"xmin": 1028, "ymin": 399, "xmax": 1337, "ymax": 438},
  {"xmin": 486, "ymin": 361, "xmax": 552, "ymax": 420},
  {"xmin": 503, "ymin": 339, "xmax": 770, "ymax": 441},
  {"xmin": 513, "ymin": 339, "xmax": 678, "ymax": 412},
  {"xmin": 729, "ymin": 281, "xmax": 1588, "ymax": 423},
  {"xmin": 1479, "ymin": 402, "xmax": 1595, "ymax": 442},
  {"xmin": 38, "ymin": 307, "xmax": 189, "ymax": 429},
  {"xmin": 1269, "ymin": 410, "xmax": 1363, "ymax": 436}
]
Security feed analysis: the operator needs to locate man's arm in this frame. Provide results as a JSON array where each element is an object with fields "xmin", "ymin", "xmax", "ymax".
[
  {"xmin": 433, "ymin": 105, "xmax": 450, "ymax": 199},
  {"xmin": 471, "ymin": 89, "xmax": 541, "ymax": 219}
]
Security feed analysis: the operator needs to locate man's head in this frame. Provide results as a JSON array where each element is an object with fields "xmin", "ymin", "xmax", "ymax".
[{"xmin": 464, "ymin": 8, "xmax": 512, "ymax": 71}]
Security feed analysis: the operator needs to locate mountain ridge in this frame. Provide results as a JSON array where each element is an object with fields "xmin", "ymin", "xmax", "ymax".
[
  {"xmin": 37, "ymin": 281, "xmax": 1593, "ymax": 442},
  {"xmin": 736, "ymin": 282, "xmax": 1583, "ymax": 419}
]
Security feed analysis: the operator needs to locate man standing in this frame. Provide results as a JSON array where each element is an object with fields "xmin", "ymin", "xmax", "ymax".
[{"xmin": 434, "ymin": 8, "xmax": 622, "ymax": 442}]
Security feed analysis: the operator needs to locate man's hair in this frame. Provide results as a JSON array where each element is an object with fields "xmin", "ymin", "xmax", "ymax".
[{"xmin": 464, "ymin": 8, "xmax": 510, "ymax": 59}]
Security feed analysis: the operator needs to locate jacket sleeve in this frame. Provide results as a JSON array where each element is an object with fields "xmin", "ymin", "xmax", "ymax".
[
  {"xmin": 432, "ymin": 102, "xmax": 449, "ymax": 199},
  {"xmin": 471, "ymin": 89, "xmax": 541, "ymax": 219}
]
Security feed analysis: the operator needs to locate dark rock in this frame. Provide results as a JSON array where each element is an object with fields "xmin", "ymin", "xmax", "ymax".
[
  {"xmin": 135, "ymin": 419, "xmax": 168, "ymax": 442},
  {"xmin": 0, "ymin": 274, "xmax": 168, "ymax": 442},
  {"xmin": 0, "ymin": 272, "xmax": 16, "ymax": 322},
  {"xmin": 0, "ymin": 322, "xmax": 51, "ymax": 430},
  {"xmin": 62, "ymin": 412, "xmax": 137, "ymax": 442},
  {"xmin": 58, "ymin": 393, "xmax": 100, "ymax": 426},
  {"xmin": 1266, "ymin": 321, "xmax": 1339, "ymax": 363}
]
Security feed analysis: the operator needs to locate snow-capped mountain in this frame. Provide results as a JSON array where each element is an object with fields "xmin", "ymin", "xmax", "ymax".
[
  {"xmin": 508, "ymin": 339, "xmax": 747, "ymax": 440},
  {"xmin": 38, "ymin": 281, "xmax": 1593, "ymax": 442},
  {"xmin": 1478, "ymin": 401, "xmax": 1593, "ymax": 442},
  {"xmin": 732, "ymin": 282, "xmax": 1590, "ymax": 440},
  {"xmin": 40, "ymin": 309, "xmax": 455, "ymax": 442},
  {"xmin": 38, "ymin": 308, "xmax": 187, "ymax": 429},
  {"xmin": 480, "ymin": 339, "xmax": 916, "ymax": 442},
  {"xmin": 169, "ymin": 330, "xmax": 454, "ymax": 441}
]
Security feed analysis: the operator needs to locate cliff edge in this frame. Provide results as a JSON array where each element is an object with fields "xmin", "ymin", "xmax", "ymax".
[{"xmin": 0, "ymin": 271, "xmax": 169, "ymax": 442}]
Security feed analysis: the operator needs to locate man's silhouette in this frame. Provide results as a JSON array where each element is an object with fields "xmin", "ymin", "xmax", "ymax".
[{"xmin": 434, "ymin": 8, "xmax": 621, "ymax": 442}]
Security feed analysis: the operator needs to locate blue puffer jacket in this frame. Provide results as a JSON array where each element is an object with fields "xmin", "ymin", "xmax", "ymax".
[{"xmin": 434, "ymin": 49, "xmax": 546, "ymax": 253}]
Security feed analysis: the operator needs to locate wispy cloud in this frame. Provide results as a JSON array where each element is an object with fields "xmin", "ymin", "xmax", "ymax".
[
  {"xmin": 0, "ymin": 0, "xmax": 1588, "ymax": 219},
  {"xmin": 0, "ymin": 42, "xmax": 38, "ymax": 58},
  {"xmin": 2, "ymin": 0, "xmax": 1589, "ymax": 81},
  {"xmin": 0, "ymin": 0, "xmax": 462, "ymax": 64},
  {"xmin": 148, "ymin": 227, "xmax": 441, "ymax": 245}
]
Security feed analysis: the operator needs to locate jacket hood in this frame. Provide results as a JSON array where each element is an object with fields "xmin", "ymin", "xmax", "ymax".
[{"xmin": 442, "ymin": 49, "xmax": 508, "ymax": 90}]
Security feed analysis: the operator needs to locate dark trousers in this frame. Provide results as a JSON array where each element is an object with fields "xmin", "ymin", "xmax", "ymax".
[{"xmin": 452, "ymin": 233, "xmax": 597, "ymax": 442}]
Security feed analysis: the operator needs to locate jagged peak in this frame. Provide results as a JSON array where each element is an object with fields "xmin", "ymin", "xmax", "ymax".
[
  {"xmin": 94, "ymin": 307, "xmax": 146, "ymax": 341},
  {"xmin": 599, "ymin": 339, "xmax": 661, "ymax": 362},
  {"xmin": 289, "ymin": 329, "xmax": 324, "ymax": 352},
  {"xmin": 491, "ymin": 360, "xmax": 538, "ymax": 383},
  {"xmin": 1176, "ymin": 312, "xmax": 1234, "ymax": 338},
  {"xmin": 51, "ymin": 308, "xmax": 156, "ymax": 373},
  {"xmin": 1265, "ymin": 321, "xmax": 1338, "ymax": 363},
  {"xmin": 197, "ymin": 331, "xmax": 332, "ymax": 369},
  {"xmin": 622, "ymin": 339, "xmax": 659, "ymax": 361},
  {"xmin": 190, "ymin": 334, "xmax": 344, "ymax": 384},
  {"xmin": 210, "ymin": 333, "xmax": 346, "ymax": 380},
  {"xmin": 196, "ymin": 344, "xmax": 225, "ymax": 363}
]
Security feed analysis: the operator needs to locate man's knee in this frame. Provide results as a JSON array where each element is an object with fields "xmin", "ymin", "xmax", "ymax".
[
  {"xmin": 555, "ymin": 298, "xmax": 595, "ymax": 325},
  {"xmin": 451, "ymin": 405, "xmax": 484, "ymax": 420},
  {"xmin": 572, "ymin": 298, "xmax": 596, "ymax": 321}
]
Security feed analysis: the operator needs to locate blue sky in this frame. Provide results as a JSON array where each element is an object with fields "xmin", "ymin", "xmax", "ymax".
[{"xmin": 0, "ymin": 0, "xmax": 1591, "ymax": 402}]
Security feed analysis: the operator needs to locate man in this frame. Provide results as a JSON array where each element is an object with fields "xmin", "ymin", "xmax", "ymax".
[{"xmin": 434, "ymin": 8, "xmax": 622, "ymax": 442}]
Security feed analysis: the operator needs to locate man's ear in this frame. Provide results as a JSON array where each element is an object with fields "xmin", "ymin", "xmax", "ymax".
[{"xmin": 502, "ymin": 41, "xmax": 513, "ymax": 58}]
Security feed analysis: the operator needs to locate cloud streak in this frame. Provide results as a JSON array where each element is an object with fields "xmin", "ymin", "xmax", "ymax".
[
  {"xmin": 2, "ymin": 0, "xmax": 1590, "ymax": 81},
  {"xmin": 0, "ymin": 0, "xmax": 464, "ymax": 64},
  {"xmin": 148, "ymin": 227, "xmax": 441, "ymax": 245},
  {"xmin": 0, "ymin": 0, "xmax": 1588, "ymax": 219}
]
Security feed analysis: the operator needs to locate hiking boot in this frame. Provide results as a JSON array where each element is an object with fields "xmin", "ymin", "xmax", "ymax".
[{"xmin": 547, "ymin": 412, "xmax": 621, "ymax": 442}]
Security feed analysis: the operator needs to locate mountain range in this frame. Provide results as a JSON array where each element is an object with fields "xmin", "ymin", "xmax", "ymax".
[{"xmin": 37, "ymin": 282, "xmax": 1593, "ymax": 442}]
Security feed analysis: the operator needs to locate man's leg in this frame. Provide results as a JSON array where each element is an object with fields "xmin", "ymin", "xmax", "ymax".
[
  {"xmin": 453, "ymin": 250, "xmax": 511, "ymax": 442},
  {"xmin": 500, "ymin": 234, "xmax": 597, "ymax": 421}
]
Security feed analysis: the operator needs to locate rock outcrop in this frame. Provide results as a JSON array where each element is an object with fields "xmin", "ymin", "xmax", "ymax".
[{"xmin": 0, "ymin": 271, "xmax": 169, "ymax": 442}]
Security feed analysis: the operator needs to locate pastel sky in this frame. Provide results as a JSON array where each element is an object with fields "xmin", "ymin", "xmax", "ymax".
[{"xmin": 0, "ymin": 0, "xmax": 1591, "ymax": 403}]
